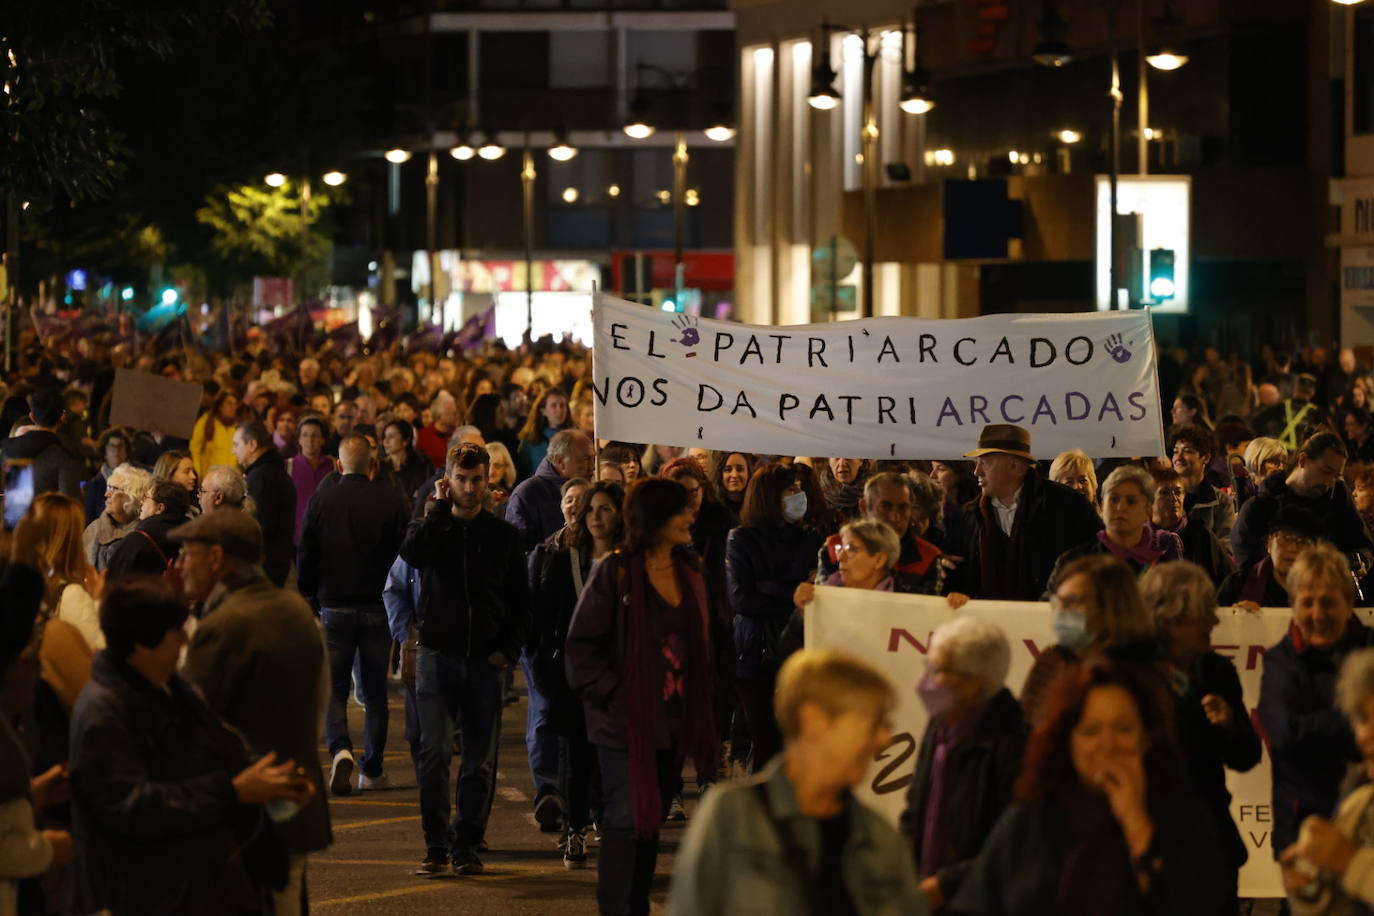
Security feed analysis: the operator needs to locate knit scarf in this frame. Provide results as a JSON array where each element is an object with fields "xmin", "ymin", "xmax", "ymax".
[
  {"xmin": 1095, "ymin": 526, "xmax": 1182, "ymax": 570},
  {"xmin": 624, "ymin": 551, "xmax": 718, "ymax": 837},
  {"xmin": 822, "ymin": 475, "xmax": 866, "ymax": 521}
]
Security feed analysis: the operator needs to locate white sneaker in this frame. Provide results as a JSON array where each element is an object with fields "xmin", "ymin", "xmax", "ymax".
[
  {"xmin": 330, "ymin": 749, "xmax": 355, "ymax": 796},
  {"xmin": 357, "ymin": 771, "xmax": 391, "ymax": 791}
]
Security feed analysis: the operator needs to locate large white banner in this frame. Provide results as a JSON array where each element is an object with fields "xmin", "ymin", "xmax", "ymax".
[
  {"xmin": 806, "ymin": 588, "xmax": 1374, "ymax": 899},
  {"xmin": 591, "ymin": 293, "xmax": 1164, "ymax": 459}
]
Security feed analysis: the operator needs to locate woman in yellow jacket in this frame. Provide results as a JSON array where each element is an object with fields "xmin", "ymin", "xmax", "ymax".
[{"xmin": 189, "ymin": 390, "xmax": 241, "ymax": 478}]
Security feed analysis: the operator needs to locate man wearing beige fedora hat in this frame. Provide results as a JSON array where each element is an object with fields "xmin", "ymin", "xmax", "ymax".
[{"xmin": 947, "ymin": 424, "xmax": 1102, "ymax": 601}]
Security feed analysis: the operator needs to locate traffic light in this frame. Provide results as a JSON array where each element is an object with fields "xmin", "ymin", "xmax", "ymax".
[{"xmin": 1148, "ymin": 248, "xmax": 1176, "ymax": 301}]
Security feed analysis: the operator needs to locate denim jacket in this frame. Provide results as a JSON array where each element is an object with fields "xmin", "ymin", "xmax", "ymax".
[{"xmin": 668, "ymin": 756, "xmax": 926, "ymax": 916}]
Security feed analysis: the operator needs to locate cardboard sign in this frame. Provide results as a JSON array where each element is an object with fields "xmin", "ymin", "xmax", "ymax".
[{"xmin": 108, "ymin": 369, "xmax": 203, "ymax": 439}]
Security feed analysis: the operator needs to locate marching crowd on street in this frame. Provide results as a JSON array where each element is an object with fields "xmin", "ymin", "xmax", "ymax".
[{"xmin": 6, "ymin": 326, "xmax": 1374, "ymax": 914}]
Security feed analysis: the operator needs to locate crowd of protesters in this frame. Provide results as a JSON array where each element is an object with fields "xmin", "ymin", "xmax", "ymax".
[{"xmin": 4, "ymin": 324, "xmax": 1374, "ymax": 915}]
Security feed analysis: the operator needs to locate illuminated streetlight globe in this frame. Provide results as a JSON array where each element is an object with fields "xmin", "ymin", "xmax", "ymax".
[
  {"xmin": 384, "ymin": 148, "xmax": 412, "ymax": 164},
  {"xmin": 451, "ymin": 144, "xmax": 476, "ymax": 160},
  {"xmin": 622, "ymin": 121, "xmax": 655, "ymax": 140},
  {"xmin": 548, "ymin": 143, "xmax": 578, "ymax": 162},
  {"xmin": 321, "ymin": 171, "xmax": 347, "ymax": 186},
  {"xmin": 704, "ymin": 125, "xmax": 736, "ymax": 142},
  {"xmin": 477, "ymin": 140, "xmax": 507, "ymax": 160},
  {"xmin": 1058, "ymin": 129, "xmax": 1082, "ymax": 144},
  {"xmin": 264, "ymin": 172, "xmax": 287, "ymax": 187},
  {"xmin": 1145, "ymin": 50, "xmax": 1189, "ymax": 71}
]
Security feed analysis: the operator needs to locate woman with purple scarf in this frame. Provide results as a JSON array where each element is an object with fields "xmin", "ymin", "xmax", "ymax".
[
  {"xmin": 1217, "ymin": 505, "xmax": 1324, "ymax": 610},
  {"xmin": 1052, "ymin": 466, "xmax": 1183, "ymax": 580},
  {"xmin": 565, "ymin": 477, "xmax": 717, "ymax": 916}
]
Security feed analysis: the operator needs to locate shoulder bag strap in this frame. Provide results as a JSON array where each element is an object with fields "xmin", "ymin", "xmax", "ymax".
[
  {"xmin": 137, "ymin": 529, "xmax": 172, "ymax": 569},
  {"xmin": 570, "ymin": 545, "xmax": 586, "ymax": 595}
]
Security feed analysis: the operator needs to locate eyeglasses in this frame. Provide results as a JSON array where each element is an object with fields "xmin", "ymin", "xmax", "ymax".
[
  {"xmin": 923, "ymin": 659, "xmax": 972, "ymax": 679},
  {"xmin": 834, "ymin": 543, "xmax": 872, "ymax": 557},
  {"xmin": 1274, "ymin": 532, "xmax": 1315, "ymax": 549}
]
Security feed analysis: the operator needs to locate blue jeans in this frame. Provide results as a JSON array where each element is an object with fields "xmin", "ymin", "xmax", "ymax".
[
  {"xmin": 596, "ymin": 746, "xmax": 679, "ymax": 916},
  {"xmin": 521, "ymin": 651, "xmax": 562, "ymax": 802},
  {"xmin": 417, "ymin": 648, "xmax": 503, "ymax": 853},
  {"xmin": 321, "ymin": 607, "xmax": 391, "ymax": 778}
]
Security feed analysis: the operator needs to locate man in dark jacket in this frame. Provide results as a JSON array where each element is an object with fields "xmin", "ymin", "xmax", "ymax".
[
  {"xmin": 947, "ymin": 424, "xmax": 1102, "ymax": 601},
  {"xmin": 399, "ymin": 442, "xmax": 529, "ymax": 877},
  {"xmin": 298, "ymin": 434, "xmax": 407, "ymax": 796},
  {"xmin": 505, "ymin": 429, "xmax": 595, "ymax": 550},
  {"xmin": 2, "ymin": 386, "xmax": 87, "ymax": 501},
  {"xmin": 1258, "ymin": 545, "xmax": 1374, "ymax": 856},
  {"xmin": 234, "ymin": 420, "xmax": 296, "ymax": 586},
  {"xmin": 103, "ymin": 479, "xmax": 191, "ymax": 583},
  {"xmin": 1232, "ymin": 432, "xmax": 1373, "ymax": 570},
  {"xmin": 503, "ymin": 427, "xmax": 594, "ymax": 831},
  {"xmin": 177, "ymin": 510, "xmax": 332, "ymax": 915}
]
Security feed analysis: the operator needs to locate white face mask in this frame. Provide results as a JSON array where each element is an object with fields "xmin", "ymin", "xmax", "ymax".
[{"xmin": 782, "ymin": 490, "xmax": 808, "ymax": 523}]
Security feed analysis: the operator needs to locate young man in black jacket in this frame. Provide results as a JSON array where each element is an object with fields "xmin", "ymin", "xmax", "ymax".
[{"xmin": 399, "ymin": 443, "xmax": 529, "ymax": 878}]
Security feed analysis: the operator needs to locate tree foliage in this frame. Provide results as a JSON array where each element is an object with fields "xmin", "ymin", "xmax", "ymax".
[
  {"xmin": 1, "ymin": 0, "xmax": 268, "ymax": 212},
  {"xmin": 196, "ymin": 180, "xmax": 340, "ymax": 290}
]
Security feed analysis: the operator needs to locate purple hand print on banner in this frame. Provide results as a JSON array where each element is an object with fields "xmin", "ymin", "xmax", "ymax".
[
  {"xmin": 671, "ymin": 315, "xmax": 700, "ymax": 357},
  {"xmin": 1104, "ymin": 333, "xmax": 1133, "ymax": 364}
]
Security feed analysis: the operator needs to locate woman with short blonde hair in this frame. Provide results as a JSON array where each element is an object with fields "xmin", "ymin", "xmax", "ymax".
[{"xmin": 1049, "ymin": 449, "xmax": 1098, "ymax": 505}]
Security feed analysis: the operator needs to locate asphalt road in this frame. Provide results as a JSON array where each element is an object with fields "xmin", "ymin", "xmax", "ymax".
[{"xmin": 308, "ymin": 674, "xmax": 689, "ymax": 914}]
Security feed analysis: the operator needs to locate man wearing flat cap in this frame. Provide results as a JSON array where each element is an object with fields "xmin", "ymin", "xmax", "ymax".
[
  {"xmin": 947, "ymin": 424, "xmax": 1102, "ymax": 601},
  {"xmin": 174, "ymin": 510, "xmax": 332, "ymax": 916}
]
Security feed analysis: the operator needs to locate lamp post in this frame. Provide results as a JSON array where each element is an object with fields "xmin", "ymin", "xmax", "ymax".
[
  {"xmin": 263, "ymin": 169, "xmax": 347, "ymax": 306},
  {"xmin": 622, "ymin": 61, "xmax": 734, "ymax": 312},
  {"xmin": 522, "ymin": 138, "xmax": 536, "ymax": 338},
  {"xmin": 808, "ymin": 21, "xmax": 932, "ymax": 319}
]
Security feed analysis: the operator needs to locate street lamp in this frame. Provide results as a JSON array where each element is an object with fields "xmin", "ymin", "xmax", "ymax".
[
  {"xmin": 450, "ymin": 136, "xmax": 476, "ymax": 160},
  {"xmin": 384, "ymin": 148, "xmax": 412, "ymax": 164},
  {"xmin": 806, "ymin": 32, "xmax": 842, "ymax": 110},
  {"xmin": 264, "ymin": 172, "xmax": 287, "ymax": 188},
  {"xmin": 1145, "ymin": 1, "xmax": 1189, "ymax": 70},
  {"xmin": 477, "ymin": 133, "xmax": 507, "ymax": 160},
  {"xmin": 898, "ymin": 20, "xmax": 935, "ymax": 115},
  {"xmin": 1031, "ymin": 0, "xmax": 1073, "ymax": 67},
  {"xmin": 321, "ymin": 170, "xmax": 347, "ymax": 187},
  {"xmin": 1057, "ymin": 128, "xmax": 1083, "ymax": 144},
  {"xmin": 548, "ymin": 130, "xmax": 578, "ymax": 162},
  {"xmin": 704, "ymin": 123, "xmax": 737, "ymax": 142}
]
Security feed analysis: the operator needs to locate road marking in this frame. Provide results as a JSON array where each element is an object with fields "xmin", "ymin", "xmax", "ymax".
[
  {"xmin": 314, "ymin": 883, "xmax": 449, "ymax": 908},
  {"xmin": 327, "ymin": 799, "xmax": 415, "ymax": 807},
  {"xmin": 331, "ymin": 815, "xmax": 420, "ymax": 831},
  {"xmin": 495, "ymin": 786, "xmax": 527, "ymax": 802}
]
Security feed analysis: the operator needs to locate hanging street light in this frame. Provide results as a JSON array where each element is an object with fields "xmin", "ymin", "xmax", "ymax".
[
  {"xmin": 1032, "ymin": 0, "xmax": 1073, "ymax": 67},
  {"xmin": 264, "ymin": 172, "xmax": 287, "ymax": 187},
  {"xmin": 899, "ymin": 19, "xmax": 935, "ymax": 114},
  {"xmin": 384, "ymin": 148, "xmax": 412, "ymax": 164},
  {"xmin": 321, "ymin": 170, "xmax": 347, "ymax": 186},
  {"xmin": 807, "ymin": 27, "xmax": 841, "ymax": 110}
]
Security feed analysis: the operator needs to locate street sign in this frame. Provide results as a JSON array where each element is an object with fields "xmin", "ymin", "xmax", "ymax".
[
  {"xmin": 810, "ymin": 284, "xmax": 857, "ymax": 317},
  {"xmin": 811, "ymin": 236, "xmax": 858, "ymax": 282}
]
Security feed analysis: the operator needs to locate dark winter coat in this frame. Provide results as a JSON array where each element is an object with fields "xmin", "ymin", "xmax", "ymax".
[
  {"xmin": 1183, "ymin": 479, "xmax": 1236, "ymax": 557},
  {"xmin": 297, "ymin": 473, "xmax": 407, "ymax": 608},
  {"xmin": 504, "ymin": 457, "xmax": 566, "ymax": 551},
  {"xmin": 3, "ymin": 428, "xmax": 86, "ymax": 501},
  {"xmin": 1173, "ymin": 651, "xmax": 1262, "ymax": 872},
  {"xmin": 725, "ymin": 523, "xmax": 825, "ymax": 681},
  {"xmin": 67, "ymin": 652, "xmax": 266, "ymax": 915},
  {"xmin": 184, "ymin": 567, "xmax": 332, "ymax": 856},
  {"xmin": 103, "ymin": 510, "xmax": 188, "ymax": 583},
  {"xmin": 1232, "ymin": 470, "xmax": 1374, "ymax": 570},
  {"xmin": 1257, "ymin": 615, "xmax": 1374, "ymax": 854},
  {"xmin": 398, "ymin": 502, "xmax": 529, "ymax": 661},
  {"xmin": 243, "ymin": 447, "xmax": 297, "ymax": 587},
  {"xmin": 947, "ymin": 470, "xmax": 1103, "ymax": 601},
  {"xmin": 526, "ymin": 531, "xmax": 597, "ymax": 732},
  {"xmin": 900, "ymin": 687, "xmax": 1027, "ymax": 904},
  {"xmin": 946, "ymin": 792, "xmax": 1225, "ymax": 916}
]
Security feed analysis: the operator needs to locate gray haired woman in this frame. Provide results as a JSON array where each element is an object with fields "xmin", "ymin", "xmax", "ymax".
[
  {"xmin": 1141, "ymin": 560, "xmax": 1262, "ymax": 911},
  {"xmin": 784, "ymin": 519, "xmax": 900, "ymax": 660},
  {"xmin": 81, "ymin": 464, "xmax": 153, "ymax": 571},
  {"xmin": 899, "ymin": 616, "xmax": 1026, "ymax": 910},
  {"xmin": 1281, "ymin": 647, "xmax": 1374, "ymax": 913},
  {"xmin": 1051, "ymin": 464, "xmax": 1183, "ymax": 578}
]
